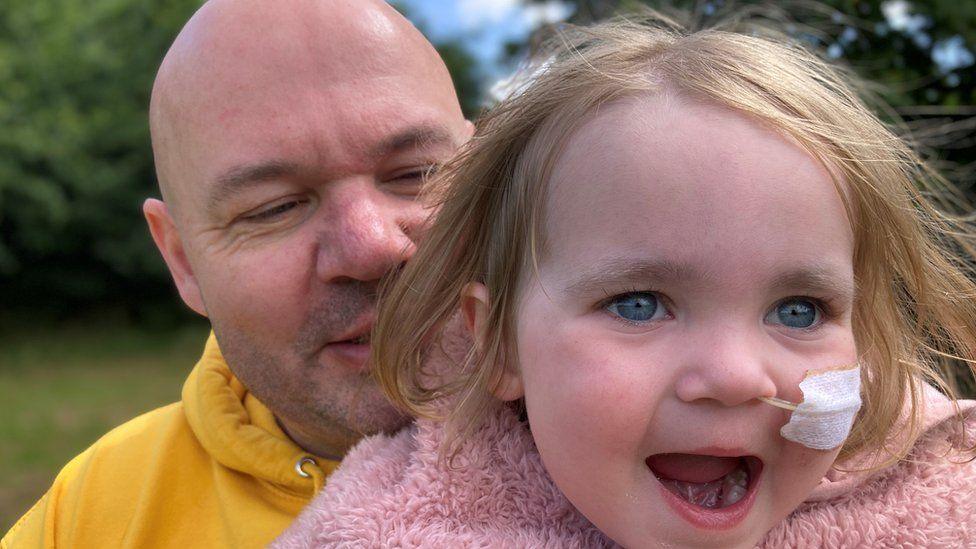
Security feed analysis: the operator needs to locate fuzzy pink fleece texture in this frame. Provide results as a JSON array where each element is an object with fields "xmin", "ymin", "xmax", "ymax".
[{"xmin": 273, "ymin": 332, "xmax": 976, "ymax": 547}]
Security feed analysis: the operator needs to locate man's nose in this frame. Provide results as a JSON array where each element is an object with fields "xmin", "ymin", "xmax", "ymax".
[
  {"xmin": 672, "ymin": 328, "xmax": 778, "ymax": 408},
  {"xmin": 315, "ymin": 186, "xmax": 418, "ymax": 283}
]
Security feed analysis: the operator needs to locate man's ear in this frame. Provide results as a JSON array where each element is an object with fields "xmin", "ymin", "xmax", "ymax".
[
  {"xmin": 461, "ymin": 282, "xmax": 524, "ymax": 401},
  {"xmin": 143, "ymin": 198, "xmax": 207, "ymax": 317}
]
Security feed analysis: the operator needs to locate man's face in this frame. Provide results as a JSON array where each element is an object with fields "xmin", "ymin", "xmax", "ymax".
[{"xmin": 149, "ymin": 3, "xmax": 469, "ymax": 456}]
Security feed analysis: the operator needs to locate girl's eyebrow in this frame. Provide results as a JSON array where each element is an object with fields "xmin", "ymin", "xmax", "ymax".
[
  {"xmin": 561, "ymin": 258, "xmax": 854, "ymax": 301},
  {"xmin": 768, "ymin": 266, "xmax": 855, "ymax": 301},
  {"xmin": 562, "ymin": 258, "xmax": 707, "ymax": 297}
]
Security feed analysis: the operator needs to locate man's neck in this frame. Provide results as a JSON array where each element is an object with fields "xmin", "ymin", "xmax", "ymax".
[{"xmin": 275, "ymin": 415, "xmax": 359, "ymax": 461}]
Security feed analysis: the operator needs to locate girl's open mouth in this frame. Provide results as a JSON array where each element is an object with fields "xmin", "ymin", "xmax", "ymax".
[{"xmin": 646, "ymin": 453, "xmax": 763, "ymax": 529}]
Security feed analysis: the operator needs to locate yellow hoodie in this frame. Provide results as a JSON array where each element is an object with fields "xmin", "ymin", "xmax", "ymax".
[{"xmin": 2, "ymin": 334, "xmax": 339, "ymax": 548}]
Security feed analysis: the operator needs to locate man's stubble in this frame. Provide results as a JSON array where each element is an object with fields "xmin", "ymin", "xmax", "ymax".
[{"xmin": 211, "ymin": 279, "xmax": 408, "ymax": 450}]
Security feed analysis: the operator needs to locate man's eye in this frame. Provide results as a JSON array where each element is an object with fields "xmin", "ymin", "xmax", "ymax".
[
  {"xmin": 393, "ymin": 170, "xmax": 426, "ymax": 181},
  {"xmin": 241, "ymin": 199, "xmax": 304, "ymax": 222},
  {"xmin": 605, "ymin": 292, "xmax": 668, "ymax": 323},
  {"xmin": 387, "ymin": 165, "xmax": 437, "ymax": 188},
  {"xmin": 765, "ymin": 298, "xmax": 821, "ymax": 329}
]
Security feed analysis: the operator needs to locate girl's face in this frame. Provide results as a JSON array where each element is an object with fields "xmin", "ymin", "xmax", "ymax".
[{"xmin": 513, "ymin": 95, "xmax": 857, "ymax": 548}]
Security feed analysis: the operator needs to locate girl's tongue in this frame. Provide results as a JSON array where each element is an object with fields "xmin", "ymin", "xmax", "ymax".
[
  {"xmin": 646, "ymin": 454, "xmax": 739, "ymax": 483},
  {"xmin": 646, "ymin": 454, "xmax": 753, "ymax": 509}
]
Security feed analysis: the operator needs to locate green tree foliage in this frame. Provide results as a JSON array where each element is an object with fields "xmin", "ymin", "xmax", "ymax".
[
  {"xmin": 0, "ymin": 1, "xmax": 481, "ymax": 319},
  {"xmin": 0, "ymin": 0, "xmax": 204, "ymax": 318}
]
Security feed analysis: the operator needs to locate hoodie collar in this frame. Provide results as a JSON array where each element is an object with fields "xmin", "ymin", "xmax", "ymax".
[{"xmin": 182, "ymin": 333, "xmax": 338, "ymax": 496}]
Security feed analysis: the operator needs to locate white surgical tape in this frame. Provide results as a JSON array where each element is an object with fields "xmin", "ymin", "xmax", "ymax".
[{"xmin": 760, "ymin": 365, "xmax": 862, "ymax": 451}]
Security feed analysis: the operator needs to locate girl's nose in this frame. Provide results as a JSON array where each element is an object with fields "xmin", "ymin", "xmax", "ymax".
[{"xmin": 672, "ymin": 329, "xmax": 778, "ymax": 408}]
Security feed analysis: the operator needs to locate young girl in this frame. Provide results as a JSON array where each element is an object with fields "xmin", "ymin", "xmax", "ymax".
[{"xmin": 275, "ymin": 14, "xmax": 976, "ymax": 548}]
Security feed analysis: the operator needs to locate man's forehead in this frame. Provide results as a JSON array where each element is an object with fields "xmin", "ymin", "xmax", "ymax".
[
  {"xmin": 171, "ymin": 2, "xmax": 444, "ymax": 105},
  {"xmin": 150, "ymin": 0, "xmax": 463, "ymax": 208},
  {"xmin": 195, "ymin": 80, "xmax": 459, "ymax": 168},
  {"xmin": 186, "ymin": 0, "xmax": 409, "ymax": 57}
]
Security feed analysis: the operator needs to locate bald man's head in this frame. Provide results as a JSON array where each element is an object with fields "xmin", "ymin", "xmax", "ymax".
[
  {"xmin": 150, "ymin": 0, "xmax": 458, "ymax": 218},
  {"xmin": 143, "ymin": 0, "xmax": 469, "ymax": 459}
]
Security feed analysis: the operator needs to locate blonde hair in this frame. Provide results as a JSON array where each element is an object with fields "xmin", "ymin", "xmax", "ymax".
[{"xmin": 372, "ymin": 13, "xmax": 976, "ymax": 464}]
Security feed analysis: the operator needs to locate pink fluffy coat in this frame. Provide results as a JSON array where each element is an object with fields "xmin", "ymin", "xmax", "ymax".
[{"xmin": 274, "ymin": 331, "xmax": 976, "ymax": 548}]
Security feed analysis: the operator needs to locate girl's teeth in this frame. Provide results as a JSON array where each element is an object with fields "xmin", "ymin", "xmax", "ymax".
[
  {"xmin": 660, "ymin": 460, "xmax": 750, "ymax": 509},
  {"xmin": 723, "ymin": 483, "xmax": 748, "ymax": 506},
  {"xmin": 691, "ymin": 482, "xmax": 720, "ymax": 508},
  {"xmin": 725, "ymin": 467, "xmax": 748, "ymax": 486},
  {"xmin": 720, "ymin": 466, "xmax": 749, "ymax": 506}
]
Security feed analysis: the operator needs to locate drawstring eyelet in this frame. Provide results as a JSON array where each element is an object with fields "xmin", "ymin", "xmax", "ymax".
[{"xmin": 295, "ymin": 456, "xmax": 317, "ymax": 478}]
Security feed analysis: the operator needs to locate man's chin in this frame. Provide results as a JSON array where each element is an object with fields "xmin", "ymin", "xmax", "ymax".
[{"xmin": 307, "ymin": 371, "xmax": 410, "ymax": 437}]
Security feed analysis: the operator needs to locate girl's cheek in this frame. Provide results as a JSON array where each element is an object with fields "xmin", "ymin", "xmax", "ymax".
[{"xmin": 524, "ymin": 357, "xmax": 662, "ymax": 457}]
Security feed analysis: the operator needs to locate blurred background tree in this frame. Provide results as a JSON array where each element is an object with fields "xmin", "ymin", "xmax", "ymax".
[{"xmin": 0, "ymin": 0, "xmax": 199, "ymax": 321}]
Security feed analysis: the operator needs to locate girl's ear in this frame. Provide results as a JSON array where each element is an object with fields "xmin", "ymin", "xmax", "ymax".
[{"xmin": 461, "ymin": 282, "xmax": 524, "ymax": 401}]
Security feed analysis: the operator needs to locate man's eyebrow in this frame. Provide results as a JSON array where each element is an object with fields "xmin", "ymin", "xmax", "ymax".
[
  {"xmin": 370, "ymin": 124, "xmax": 456, "ymax": 158},
  {"xmin": 562, "ymin": 258, "xmax": 709, "ymax": 296},
  {"xmin": 209, "ymin": 160, "xmax": 300, "ymax": 209}
]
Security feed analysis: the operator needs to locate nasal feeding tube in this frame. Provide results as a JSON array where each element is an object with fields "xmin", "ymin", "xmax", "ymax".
[{"xmin": 758, "ymin": 364, "xmax": 862, "ymax": 450}]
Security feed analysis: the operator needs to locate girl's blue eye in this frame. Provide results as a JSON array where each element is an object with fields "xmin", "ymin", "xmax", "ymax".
[
  {"xmin": 605, "ymin": 292, "xmax": 664, "ymax": 323},
  {"xmin": 768, "ymin": 298, "xmax": 820, "ymax": 329}
]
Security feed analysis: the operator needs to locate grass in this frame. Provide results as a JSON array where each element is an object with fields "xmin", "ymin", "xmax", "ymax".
[{"xmin": 0, "ymin": 320, "xmax": 210, "ymax": 533}]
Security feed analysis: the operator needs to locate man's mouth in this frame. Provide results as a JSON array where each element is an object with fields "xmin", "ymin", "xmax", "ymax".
[
  {"xmin": 329, "ymin": 317, "xmax": 374, "ymax": 348},
  {"xmin": 347, "ymin": 333, "xmax": 370, "ymax": 345},
  {"xmin": 321, "ymin": 324, "xmax": 374, "ymax": 371},
  {"xmin": 646, "ymin": 453, "xmax": 762, "ymax": 511}
]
